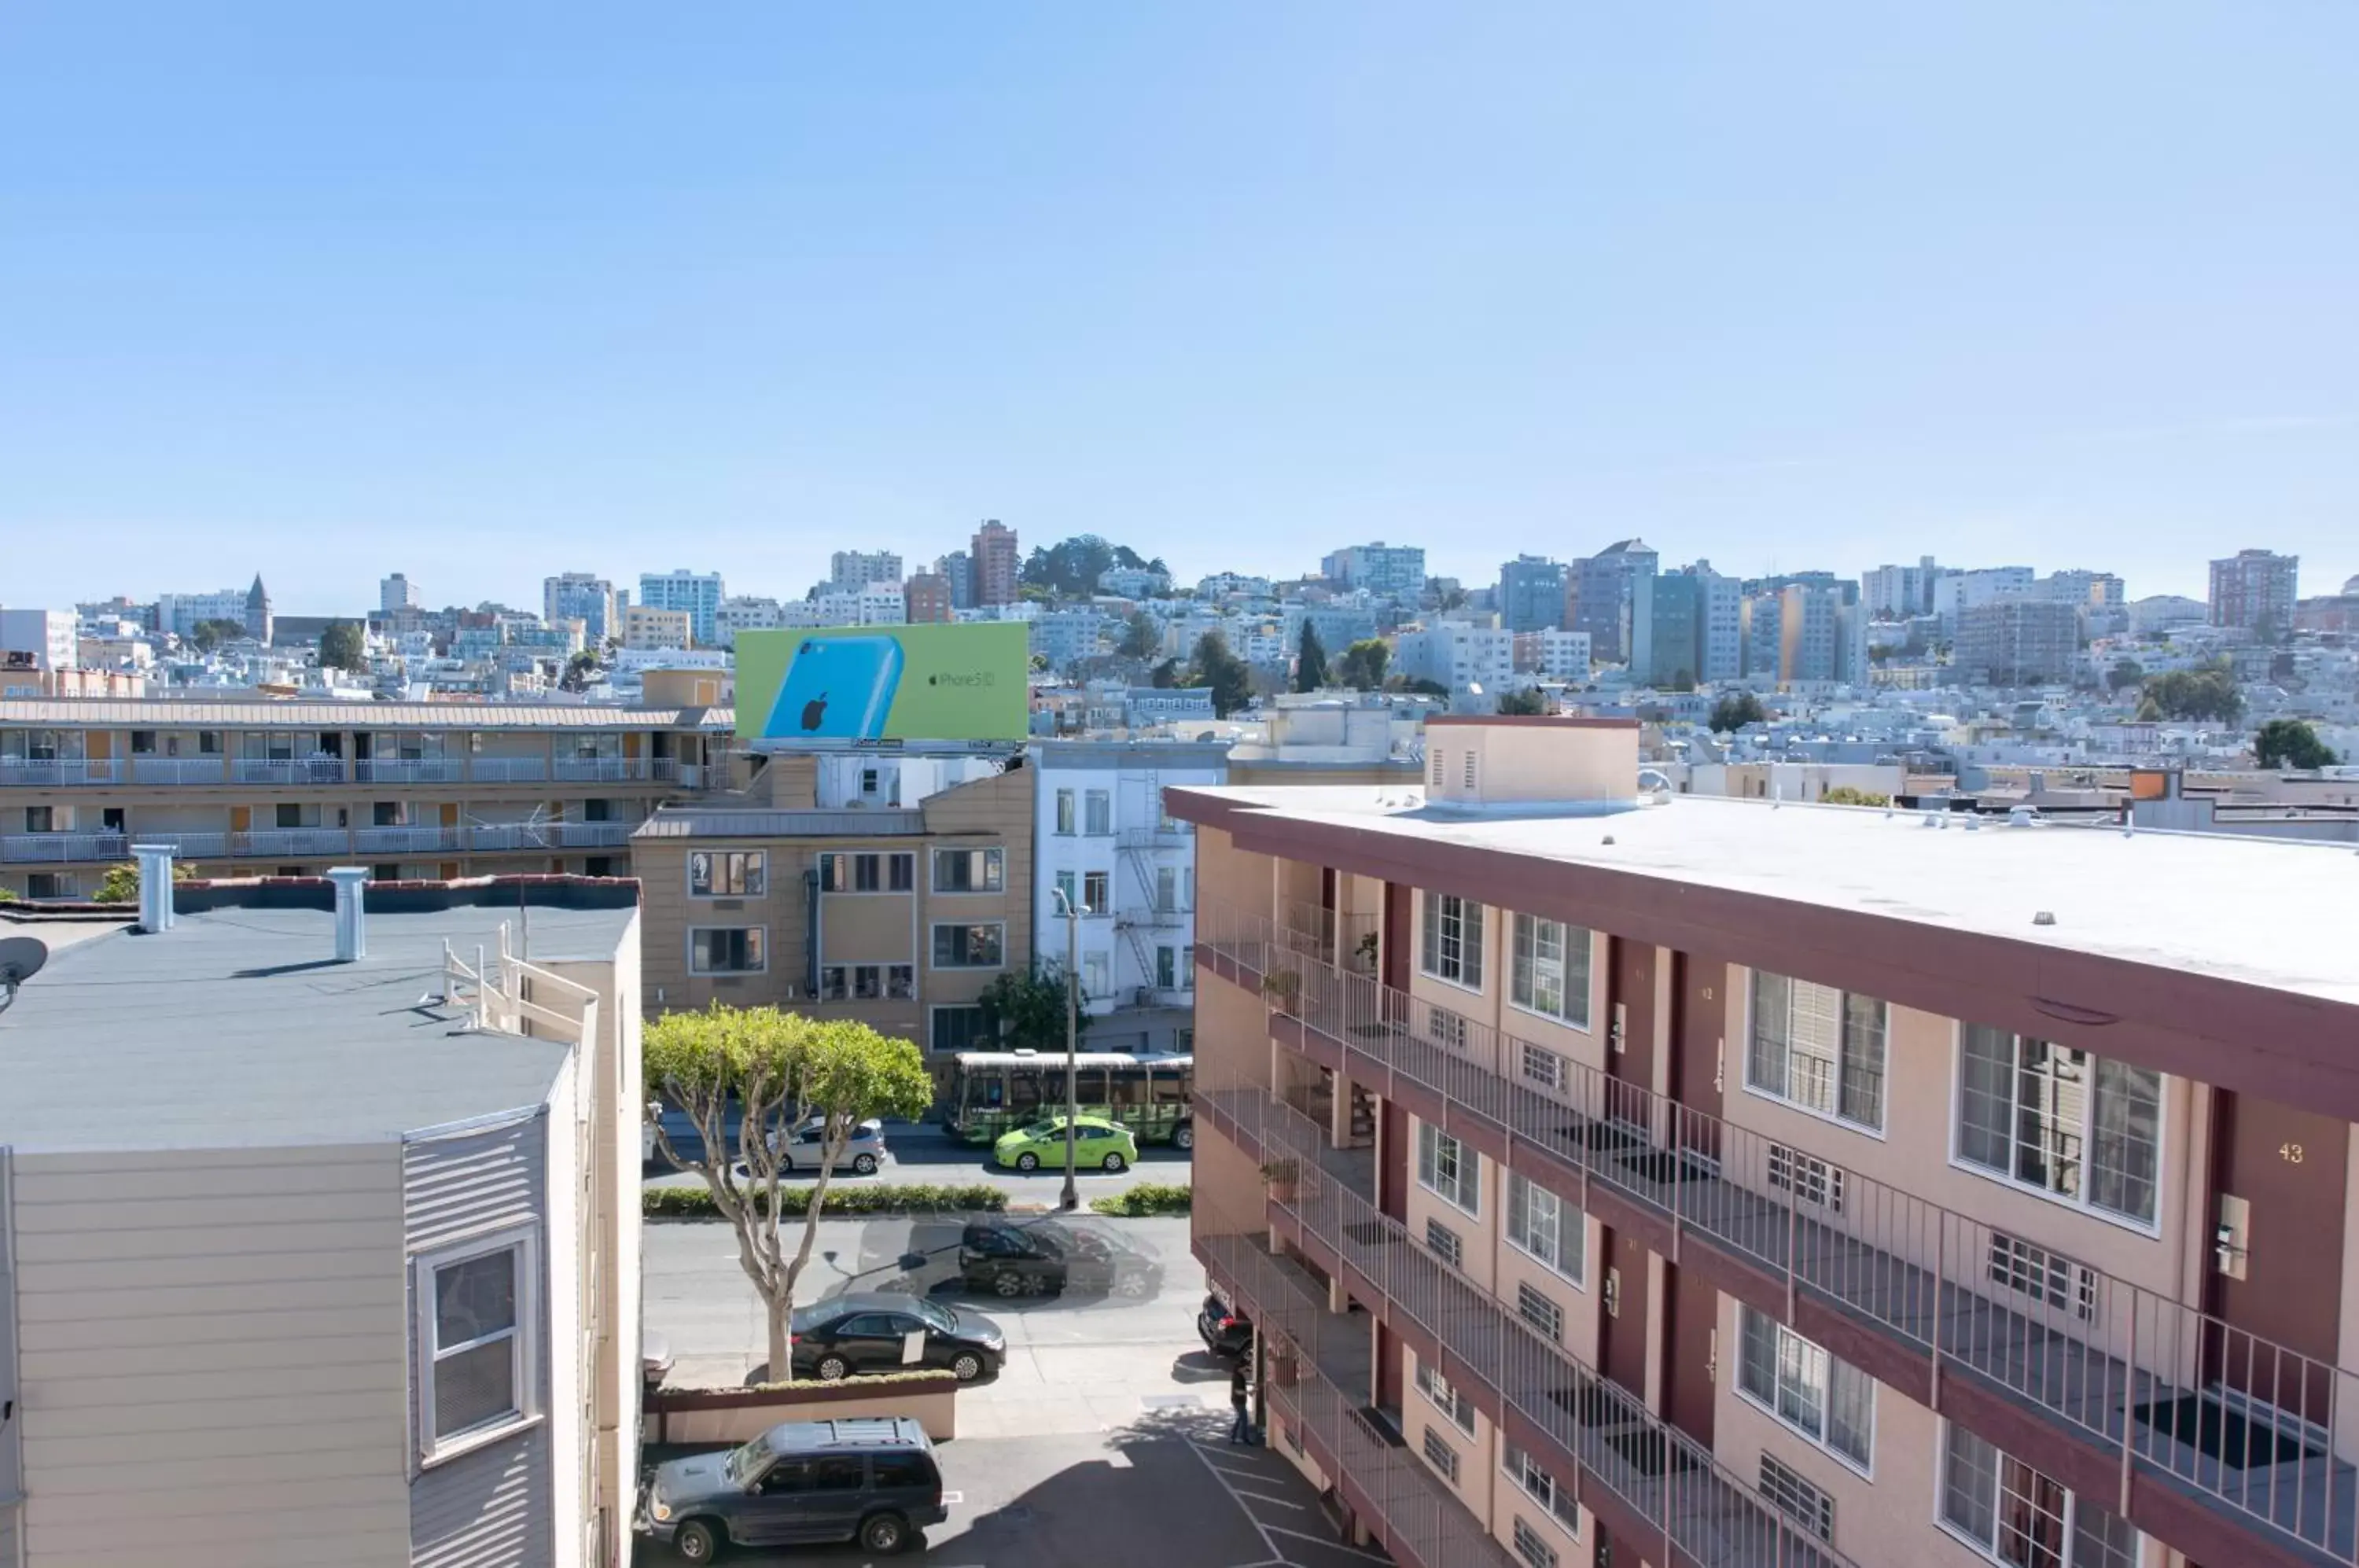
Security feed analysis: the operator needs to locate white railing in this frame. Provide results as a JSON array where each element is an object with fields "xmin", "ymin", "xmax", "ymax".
[
  {"xmin": 0, "ymin": 758, "xmax": 122, "ymax": 786},
  {"xmin": 0, "ymin": 831, "xmax": 127, "ymax": 863},
  {"xmin": 233, "ymin": 757, "xmax": 347, "ymax": 785},
  {"xmin": 552, "ymin": 756, "xmax": 655, "ymax": 782},
  {"xmin": 234, "ymin": 829, "xmax": 354, "ymax": 857},
  {"xmin": 354, "ymin": 758, "xmax": 463, "ymax": 783},
  {"xmin": 129, "ymin": 757, "xmax": 230, "ymax": 785},
  {"xmin": 443, "ymin": 922, "xmax": 600, "ymax": 1044},
  {"xmin": 469, "ymin": 757, "xmax": 550, "ymax": 782},
  {"xmin": 553, "ymin": 822, "xmax": 631, "ymax": 847},
  {"xmin": 353, "ymin": 826, "xmax": 462, "ymax": 854}
]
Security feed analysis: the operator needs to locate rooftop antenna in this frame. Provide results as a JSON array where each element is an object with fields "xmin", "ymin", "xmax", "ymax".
[{"xmin": 0, "ymin": 936, "xmax": 48, "ymax": 1017}]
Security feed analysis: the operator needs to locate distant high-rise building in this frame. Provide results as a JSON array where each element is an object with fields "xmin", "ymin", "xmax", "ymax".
[
  {"xmin": 1572, "ymin": 539, "xmax": 1658, "ymax": 663},
  {"xmin": 544, "ymin": 573, "xmax": 617, "ymax": 642},
  {"xmin": 937, "ymin": 551, "xmax": 976, "ymax": 610},
  {"xmin": 1320, "ymin": 542, "xmax": 1426, "ymax": 600},
  {"xmin": 379, "ymin": 573, "xmax": 421, "ymax": 615},
  {"xmin": 244, "ymin": 575, "xmax": 273, "ymax": 647},
  {"xmin": 1692, "ymin": 561, "xmax": 1743, "ymax": 683},
  {"xmin": 1630, "ymin": 572, "xmax": 1699, "ymax": 687},
  {"xmin": 1956, "ymin": 600, "xmax": 2079, "ymax": 685},
  {"xmin": 1739, "ymin": 591, "xmax": 1783, "ymax": 679},
  {"xmin": 1861, "ymin": 556, "xmax": 1940, "ymax": 618},
  {"xmin": 2209, "ymin": 549, "xmax": 2299, "ymax": 636},
  {"xmin": 972, "ymin": 521, "xmax": 1020, "ymax": 607},
  {"xmin": 830, "ymin": 550, "xmax": 903, "ymax": 591},
  {"xmin": 905, "ymin": 572, "xmax": 954, "ymax": 623},
  {"xmin": 638, "ymin": 569, "xmax": 725, "ymax": 646},
  {"xmin": 0, "ymin": 609, "xmax": 79, "ymax": 672},
  {"xmin": 1777, "ymin": 583, "xmax": 1842, "ymax": 683},
  {"xmin": 1931, "ymin": 566, "xmax": 2034, "ymax": 630},
  {"xmin": 1496, "ymin": 556, "xmax": 1567, "ymax": 634}
]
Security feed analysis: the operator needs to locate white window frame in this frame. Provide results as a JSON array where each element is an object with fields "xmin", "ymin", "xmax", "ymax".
[
  {"xmin": 1505, "ymin": 1171, "xmax": 1584, "ymax": 1286},
  {"xmin": 1935, "ymin": 1422, "xmax": 2140, "ymax": 1568},
  {"xmin": 1511, "ymin": 1516, "xmax": 1560, "ymax": 1568},
  {"xmin": 1416, "ymin": 1121, "xmax": 1478, "ymax": 1215},
  {"xmin": 688, "ymin": 849, "xmax": 765, "ymax": 899},
  {"xmin": 1734, "ymin": 1305, "xmax": 1874, "ymax": 1474},
  {"xmin": 1509, "ymin": 914, "xmax": 1592, "ymax": 1031},
  {"xmin": 688, "ymin": 926, "xmax": 767, "ymax": 974},
  {"xmin": 1501, "ymin": 1443, "xmax": 1583, "ymax": 1539},
  {"xmin": 1414, "ymin": 1356, "xmax": 1475, "ymax": 1434},
  {"xmin": 1419, "ymin": 892, "xmax": 1485, "ymax": 992},
  {"xmin": 930, "ymin": 922, "xmax": 1007, "ymax": 970},
  {"xmin": 1744, "ymin": 970, "xmax": 1888, "ymax": 1136},
  {"xmin": 932, "ymin": 845, "xmax": 1004, "ymax": 893},
  {"xmin": 1949, "ymin": 1025, "xmax": 2166, "ymax": 1235},
  {"xmin": 1054, "ymin": 789, "xmax": 1076, "ymax": 835},
  {"xmin": 1420, "ymin": 1423, "xmax": 1461, "ymax": 1484},
  {"xmin": 1084, "ymin": 789, "xmax": 1113, "ymax": 836},
  {"xmin": 414, "ymin": 1226, "xmax": 539, "ymax": 1467}
]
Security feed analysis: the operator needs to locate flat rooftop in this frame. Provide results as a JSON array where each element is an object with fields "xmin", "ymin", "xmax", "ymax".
[
  {"xmin": 1171, "ymin": 784, "xmax": 2359, "ymax": 1008},
  {"xmin": 0, "ymin": 898, "xmax": 635, "ymax": 1153}
]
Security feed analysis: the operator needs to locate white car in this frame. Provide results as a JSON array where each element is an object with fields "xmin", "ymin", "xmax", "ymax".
[{"xmin": 772, "ymin": 1116, "xmax": 889, "ymax": 1176}]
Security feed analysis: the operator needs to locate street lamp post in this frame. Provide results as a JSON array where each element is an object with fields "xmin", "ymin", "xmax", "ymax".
[{"xmin": 1052, "ymin": 887, "xmax": 1085, "ymax": 1210}]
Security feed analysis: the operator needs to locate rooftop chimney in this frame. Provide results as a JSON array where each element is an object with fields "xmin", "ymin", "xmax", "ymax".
[
  {"xmin": 131, "ymin": 844, "xmax": 176, "ymax": 933},
  {"xmin": 326, "ymin": 867, "xmax": 370, "ymax": 962}
]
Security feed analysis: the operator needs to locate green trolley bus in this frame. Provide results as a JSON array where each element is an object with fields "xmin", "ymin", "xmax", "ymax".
[{"xmin": 945, "ymin": 1050, "xmax": 1194, "ymax": 1149}]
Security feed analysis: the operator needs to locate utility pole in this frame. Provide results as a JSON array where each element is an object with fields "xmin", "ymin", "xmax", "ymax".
[{"xmin": 1054, "ymin": 887, "xmax": 1084, "ymax": 1210}]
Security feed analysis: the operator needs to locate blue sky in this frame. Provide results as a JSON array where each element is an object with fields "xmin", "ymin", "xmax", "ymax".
[{"xmin": 3, "ymin": 2, "xmax": 2353, "ymax": 612}]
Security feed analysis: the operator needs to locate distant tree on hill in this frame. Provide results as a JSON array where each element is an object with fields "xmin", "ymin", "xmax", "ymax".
[
  {"xmin": 1187, "ymin": 631, "xmax": 1253, "ymax": 717},
  {"xmin": 2255, "ymin": 718, "xmax": 2337, "ymax": 770},
  {"xmin": 1820, "ymin": 786, "xmax": 1892, "ymax": 807},
  {"xmin": 1117, "ymin": 612, "xmax": 1161, "ymax": 661},
  {"xmin": 1020, "ymin": 536, "xmax": 1170, "ymax": 598},
  {"xmin": 1294, "ymin": 622, "xmax": 1329, "ymax": 693},
  {"xmin": 188, "ymin": 619, "xmax": 245, "ymax": 653},
  {"xmin": 1335, "ymin": 639, "xmax": 1390, "ymax": 690},
  {"xmin": 1149, "ymin": 657, "xmax": 1180, "ymax": 689},
  {"xmin": 2107, "ymin": 658, "xmax": 2144, "ymax": 693},
  {"xmin": 1496, "ymin": 687, "xmax": 1548, "ymax": 716},
  {"xmin": 561, "ymin": 650, "xmax": 601, "ymax": 692},
  {"xmin": 318, "ymin": 620, "xmax": 366, "ymax": 672},
  {"xmin": 2140, "ymin": 660, "xmax": 2243, "ymax": 723},
  {"xmin": 1708, "ymin": 691, "xmax": 1767, "ymax": 731}
]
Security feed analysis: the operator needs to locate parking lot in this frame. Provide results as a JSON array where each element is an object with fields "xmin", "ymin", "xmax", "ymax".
[
  {"xmin": 639, "ymin": 1213, "xmax": 1393, "ymax": 1566},
  {"xmin": 643, "ymin": 1116, "xmax": 1192, "ymax": 1207}
]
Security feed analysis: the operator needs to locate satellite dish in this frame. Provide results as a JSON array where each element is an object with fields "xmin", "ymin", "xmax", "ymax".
[{"xmin": 0, "ymin": 937, "xmax": 48, "ymax": 987}]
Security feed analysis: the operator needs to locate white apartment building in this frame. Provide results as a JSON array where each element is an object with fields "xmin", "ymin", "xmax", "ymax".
[
  {"xmin": 1932, "ymin": 565, "xmax": 2036, "ymax": 631},
  {"xmin": 1032, "ymin": 742, "xmax": 1227, "ymax": 1055},
  {"xmin": 1511, "ymin": 628, "xmax": 1592, "ymax": 680},
  {"xmin": 543, "ymin": 574, "xmax": 618, "ymax": 642},
  {"xmin": 379, "ymin": 572, "xmax": 421, "ymax": 614},
  {"xmin": 621, "ymin": 605, "xmax": 694, "ymax": 650},
  {"xmin": 829, "ymin": 550, "xmax": 903, "ymax": 589},
  {"xmin": 1395, "ymin": 621, "xmax": 1517, "ymax": 695},
  {"xmin": 0, "ymin": 611, "xmax": 78, "ymax": 673},
  {"xmin": 714, "ymin": 596, "xmax": 783, "ymax": 648},
  {"xmin": 636, "ymin": 571, "xmax": 725, "ymax": 647}
]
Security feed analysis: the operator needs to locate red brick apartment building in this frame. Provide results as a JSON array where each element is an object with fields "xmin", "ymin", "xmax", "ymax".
[{"xmin": 1168, "ymin": 716, "xmax": 2359, "ymax": 1568}]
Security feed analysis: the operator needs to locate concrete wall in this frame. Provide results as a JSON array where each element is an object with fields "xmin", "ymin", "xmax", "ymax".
[{"xmin": 10, "ymin": 1143, "xmax": 412, "ymax": 1568}]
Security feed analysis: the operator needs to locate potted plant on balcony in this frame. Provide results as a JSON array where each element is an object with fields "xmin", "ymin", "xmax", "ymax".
[
  {"xmin": 1260, "ymin": 1157, "xmax": 1301, "ymax": 1203},
  {"xmin": 1260, "ymin": 967, "xmax": 1302, "ymax": 1009}
]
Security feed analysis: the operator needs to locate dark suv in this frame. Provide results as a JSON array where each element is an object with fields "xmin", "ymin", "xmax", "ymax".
[
  {"xmin": 639, "ymin": 1416, "xmax": 945, "ymax": 1560},
  {"xmin": 1198, "ymin": 1293, "xmax": 1253, "ymax": 1361},
  {"xmin": 960, "ymin": 1216, "xmax": 1164, "ymax": 1301}
]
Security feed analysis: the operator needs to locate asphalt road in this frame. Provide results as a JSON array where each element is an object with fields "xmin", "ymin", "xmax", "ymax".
[{"xmin": 643, "ymin": 1117, "xmax": 1191, "ymax": 1204}]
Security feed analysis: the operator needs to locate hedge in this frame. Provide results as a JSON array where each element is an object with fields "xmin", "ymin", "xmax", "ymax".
[
  {"xmin": 1089, "ymin": 1182, "xmax": 1192, "ymax": 1216},
  {"xmin": 644, "ymin": 1182, "xmax": 1008, "ymax": 1220}
]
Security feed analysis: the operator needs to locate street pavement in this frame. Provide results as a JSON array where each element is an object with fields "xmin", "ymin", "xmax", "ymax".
[{"xmin": 642, "ymin": 1117, "xmax": 1191, "ymax": 1206}]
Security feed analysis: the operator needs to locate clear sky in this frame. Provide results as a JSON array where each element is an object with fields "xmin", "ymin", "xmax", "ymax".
[{"xmin": 3, "ymin": 2, "xmax": 2353, "ymax": 613}]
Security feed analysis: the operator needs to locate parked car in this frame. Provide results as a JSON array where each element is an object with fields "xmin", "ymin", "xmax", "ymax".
[
  {"xmin": 646, "ymin": 1096, "xmax": 789, "ymax": 1169},
  {"xmin": 643, "ymin": 1330, "xmax": 675, "ymax": 1392},
  {"xmin": 789, "ymin": 1291, "xmax": 1005, "ymax": 1384},
  {"xmin": 992, "ymin": 1113, "xmax": 1138, "ymax": 1172},
  {"xmin": 1198, "ymin": 1293, "xmax": 1253, "ymax": 1362},
  {"xmin": 639, "ymin": 1415, "xmax": 946, "ymax": 1561},
  {"xmin": 959, "ymin": 1216, "xmax": 1164, "ymax": 1301},
  {"xmin": 773, "ymin": 1115, "xmax": 889, "ymax": 1176}
]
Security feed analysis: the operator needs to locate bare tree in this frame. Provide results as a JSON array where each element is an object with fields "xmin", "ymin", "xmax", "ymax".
[{"xmin": 645, "ymin": 1006, "xmax": 934, "ymax": 1380}]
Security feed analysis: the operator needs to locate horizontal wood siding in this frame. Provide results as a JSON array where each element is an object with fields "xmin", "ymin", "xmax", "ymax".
[
  {"xmin": 10, "ymin": 1144, "xmax": 411, "ymax": 1568},
  {"xmin": 405, "ymin": 1112, "xmax": 554, "ymax": 1568}
]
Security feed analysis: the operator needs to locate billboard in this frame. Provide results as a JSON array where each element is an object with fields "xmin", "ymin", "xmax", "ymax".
[{"xmin": 734, "ymin": 624, "xmax": 1029, "ymax": 747}]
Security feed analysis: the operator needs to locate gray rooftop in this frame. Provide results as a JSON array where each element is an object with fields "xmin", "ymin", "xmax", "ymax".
[{"xmin": 0, "ymin": 901, "xmax": 635, "ymax": 1153}]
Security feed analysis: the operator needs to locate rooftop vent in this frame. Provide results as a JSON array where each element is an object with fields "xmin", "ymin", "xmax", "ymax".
[
  {"xmin": 326, "ymin": 867, "xmax": 370, "ymax": 961},
  {"xmin": 131, "ymin": 844, "xmax": 176, "ymax": 933}
]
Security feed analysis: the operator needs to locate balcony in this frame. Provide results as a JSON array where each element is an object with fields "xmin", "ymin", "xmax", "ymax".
[
  {"xmin": 468, "ymin": 757, "xmax": 550, "ymax": 783},
  {"xmin": 232, "ymin": 757, "xmax": 348, "ymax": 785},
  {"xmin": 1204, "ymin": 907, "xmax": 2359, "ymax": 1568},
  {"xmin": 552, "ymin": 756, "xmax": 660, "ymax": 783},
  {"xmin": 236, "ymin": 828, "xmax": 355, "ymax": 858},
  {"xmin": 1193, "ymin": 1230, "xmax": 1518, "ymax": 1568},
  {"xmin": 353, "ymin": 758, "xmax": 463, "ymax": 784},
  {"xmin": 0, "ymin": 758, "xmax": 122, "ymax": 786},
  {"xmin": 2, "ymin": 831, "xmax": 129, "ymax": 864},
  {"xmin": 1117, "ymin": 824, "xmax": 1191, "ymax": 851},
  {"xmin": 352, "ymin": 825, "xmax": 463, "ymax": 855},
  {"xmin": 128, "ymin": 757, "xmax": 230, "ymax": 785}
]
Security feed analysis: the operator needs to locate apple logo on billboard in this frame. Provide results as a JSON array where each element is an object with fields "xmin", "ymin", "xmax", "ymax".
[{"xmin": 800, "ymin": 692, "xmax": 828, "ymax": 731}]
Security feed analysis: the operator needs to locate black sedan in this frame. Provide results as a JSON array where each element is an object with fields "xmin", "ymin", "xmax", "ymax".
[
  {"xmin": 1198, "ymin": 1293, "xmax": 1253, "ymax": 1362},
  {"xmin": 959, "ymin": 1216, "xmax": 1165, "ymax": 1301},
  {"xmin": 789, "ymin": 1291, "xmax": 1005, "ymax": 1385}
]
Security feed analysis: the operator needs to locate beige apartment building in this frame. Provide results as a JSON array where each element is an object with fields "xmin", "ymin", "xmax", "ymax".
[
  {"xmin": 631, "ymin": 760, "xmax": 1033, "ymax": 1058},
  {"xmin": 0, "ymin": 694, "xmax": 733, "ymax": 898},
  {"xmin": 1172, "ymin": 715, "xmax": 2359, "ymax": 1568}
]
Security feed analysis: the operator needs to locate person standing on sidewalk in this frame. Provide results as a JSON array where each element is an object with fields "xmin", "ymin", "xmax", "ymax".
[{"xmin": 1228, "ymin": 1362, "xmax": 1253, "ymax": 1445}]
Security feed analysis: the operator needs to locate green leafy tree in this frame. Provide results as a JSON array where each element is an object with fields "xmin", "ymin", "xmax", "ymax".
[
  {"xmin": 1149, "ymin": 657, "xmax": 1180, "ymax": 689},
  {"xmin": 1707, "ymin": 691, "xmax": 1767, "ymax": 731},
  {"xmin": 188, "ymin": 618, "xmax": 246, "ymax": 653},
  {"xmin": 92, "ymin": 857, "xmax": 197, "ymax": 904},
  {"xmin": 977, "ymin": 965, "xmax": 1091, "ymax": 1055},
  {"xmin": 2140, "ymin": 661, "xmax": 2243, "ymax": 723},
  {"xmin": 1019, "ymin": 536, "xmax": 1172, "ymax": 598},
  {"xmin": 1334, "ymin": 638, "xmax": 1390, "ymax": 690},
  {"xmin": 561, "ymin": 650, "xmax": 601, "ymax": 692},
  {"xmin": 2107, "ymin": 658, "xmax": 2144, "ymax": 693},
  {"xmin": 1117, "ymin": 612, "xmax": 1161, "ymax": 661},
  {"xmin": 1293, "ymin": 621, "xmax": 1329, "ymax": 693},
  {"xmin": 318, "ymin": 620, "xmax": 366, "ymax": 672},
  {"xmin": 2254, "ymin": 718, "xmax": 2338, "ymax": 770},
  {"xmin": 1188, "ymin": 630, "xmax": 1253, "ymax": 716},
  {"xmin": 1820, "ymin": 786, "xmax": 1893, "ymax": 807},
  {"xmin": 1496, "ymin": 686, "xmax": 1548, "ymax": 715},
  {"xmin": 644, "ymin": 1007, "xmax": 934, "ymax": 1379},
  {"xmin": 1383, "ymin": 675, "xmax": 1449, "ymax": 698}
]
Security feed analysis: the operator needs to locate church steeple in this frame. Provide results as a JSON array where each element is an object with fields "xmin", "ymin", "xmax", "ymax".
[{"xmin": 245, "ymin": 573, "xmax": 274, "ymax": 646}]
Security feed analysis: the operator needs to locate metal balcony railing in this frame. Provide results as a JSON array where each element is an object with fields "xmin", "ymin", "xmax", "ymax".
[
  {"xmin": 353, "ymin": 757, "xmax": 463, "ymax": 783},
  {"xmin": 232, "ymin": 757, "xmax": 348, "ymax": 785},
  {"xmin": 553, "ymin": 756, "xmax": 659, "ymax": 782},
  {"xmin": 1, "ymin": 831, "xmax": 128, "ymax": 864},
  {"xmin": 1202, "ymin": 1084, "xmax": 1854, "ymax": 1568},
  {"xmin": 0, "ymin": 758, "xmax": 122, "ymax": 786},
  {"xmin": 468, "ymin": 756, "xmax": 551, "ymax": 783},
  {"xmin": 128, "ymin": 757, "xmax": 230, "ymax": 784},
  {"xmin": 1201, "ymin": 903, "xmax": 2359, "ymax": 1566},
  {"xmin": 235, "ymin": 828, "xmax": 355, "ymax": 858},
  {"xmin": 352, "ymin": 825, "xmax": 463, "ymax": 854}
]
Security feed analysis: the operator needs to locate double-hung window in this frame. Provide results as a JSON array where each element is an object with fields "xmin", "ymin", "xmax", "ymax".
[
  {"xmin": 933, "ymin": 847, "xmax": 1003, "ymax": 893},
  {"xmin": 1416, "ymin": 1121, "xmax": 1478, "ymax": 1214},
  {"xmin": 1414, "ymin": 1357, "xmax": 1474, "ymax": 1434},
  {"xmin": 1955, "ymin": 1025, "xmax": 2162, "ymax": 1228},
  {"xmin": 932, "ymin": 923, "xmax": 1005, "ymax": 969},
  {"xmin": 1084, "ymin": 790, "xmax": 1112, "ymax": 835},
  {"xmin": 1502, "ymin": 1443, "xmax": 1583, "ymax": 1536},
  {"xmin": 1420, "ymin": 893, "xmax": 1485, "ymax": 989},
  {"xmin": 1506, "ymin": 1172, "xmax": 1583, "ymax": 1283},
  {"xmin": 1939, "ymin": 1423, "xmax": 2139, "ymax": 1568},
  {"xmin": 1511, "ymin": 914, "xmax": 1591, "ymax": 1028},
  {"xmin": 1748, "ymin": 971, "xmax": 1887, "ymax": 1132},
  {"xmin": 689, "ymin": 850, "xmax": 764, "ymax": 897},
  {"xmin": 1735, "ymin": 1307, "xmax": 1873, "ymax": 1470},
  {"xmin": 690, "ymin": 928, "xmax": 765, "ymax": 974},
  {"xmin": 416, "ymin": 1228, "xmax": 537, "ymax": 1462},
  {"xmin": 1054, "ymin": 790, "xmax": 1076, "ymax": 835}
]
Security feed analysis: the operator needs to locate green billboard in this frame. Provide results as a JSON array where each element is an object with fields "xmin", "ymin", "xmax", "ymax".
[{"xmin": 734, "ymin": 624, "xmax": 1030, "ymax": 746}]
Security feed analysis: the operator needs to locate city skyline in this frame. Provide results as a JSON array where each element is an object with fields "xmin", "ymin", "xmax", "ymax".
[{"xmin": 3, "ymin": 3, "xmax": 2354, "ymax": 608}]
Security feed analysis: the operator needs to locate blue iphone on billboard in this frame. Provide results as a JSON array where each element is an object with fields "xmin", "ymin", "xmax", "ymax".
[{"xmin": 764, "ymin": 635, "xmax": 906, "ymax": 739}]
